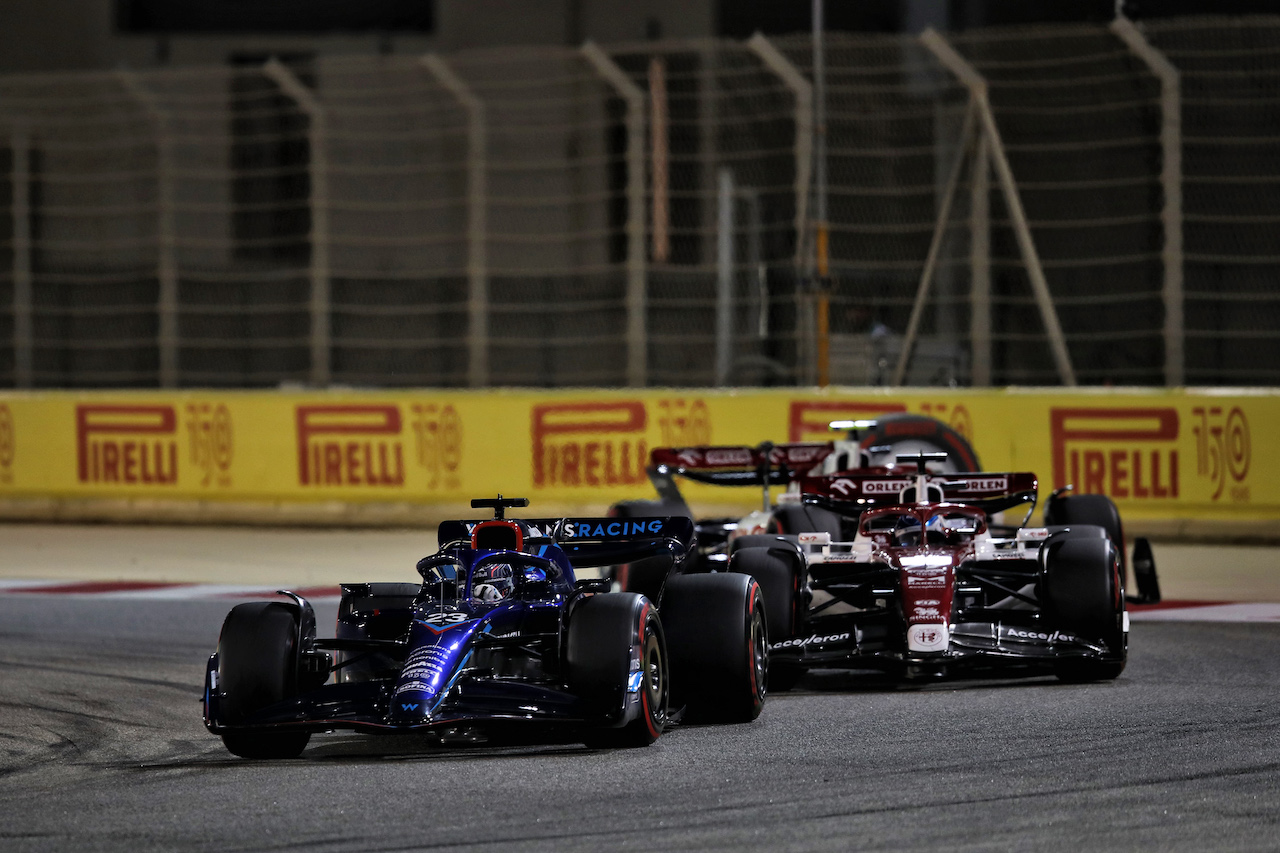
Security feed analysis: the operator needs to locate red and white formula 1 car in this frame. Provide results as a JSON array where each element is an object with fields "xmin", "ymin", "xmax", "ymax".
[{"xmin": 726, "ymin": 454, "xmax": 1160, "ymax": 688}]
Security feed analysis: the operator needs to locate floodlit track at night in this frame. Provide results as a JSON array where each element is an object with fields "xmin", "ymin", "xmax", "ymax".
[{"xmin": 1, "ymin": 532, "xmax": 1278, "ymax": 851}]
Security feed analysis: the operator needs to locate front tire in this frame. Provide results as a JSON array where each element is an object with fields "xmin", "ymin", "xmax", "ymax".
[
  {"xmin": 568, "ymin": 593, "xmax": 668, "ymax": 748},
  {"xmin": 663, "ymin": 573, "xmax": 768, "ymax": 723},
  {"xmin": 1041, "ymin": 535, "xmax": 1127, "ymax": 682},
  {"xmin": 216, "ymin": 601, "xmax": 311, "ymax": 758}
]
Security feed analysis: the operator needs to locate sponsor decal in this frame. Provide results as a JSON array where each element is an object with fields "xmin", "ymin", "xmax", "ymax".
[
  {"xmin": 820, "ymin": 552, "xmax": 863, "ymax": 563},
  {"xmin": 0, "ymin": 403, "xmax": 12, "ymax": 484},
  {"xmin": 1017, "ymin": 528, "xmax": 1050, "ymax": 541},
  {"xmin": 296, "ymin": 404, "xmax": 405, "ymax": 487},
  {"xmin": 704, "ymin": 448, "xmax": 753, "ymax": 466},
  {"xmin": 531, "ymin": 401, "xmax": 648, "ymax": 488},
  {"xmin": 797, "ymin": 532, "xmax": 831, "ymax": 544},
  {"xmin": 1001, "ymin": 627, "xmax": 1081, "ymax": 644},
  {"xmin": 560, "ymin": 519, "xmax": 664, "ymax": 539},
  {"xmin": 423, "ymin": 611, "xmax": 470, "ymax": 627},
  {"xmin": 185, "ymin": 403, "xmax": 233, "ymax": 488},
  {"xmin": 77, "ymin": 404, "xmax": 178, "ymax": 485},
  {"xmin": 962, "ymin": 476, "xmax": 1008, "ymax": 492},
  {"xmin": 907, "ymin": 623, "xmax": 948, "ymax": 653},
  {"xmin": 1050, "ymin": 407, "xmax": 1178, "ymax": 500},
  {"xmin": 1192, "ymin": 406, "xmax": 1251, "ymax": 503},
  {"xmin": 916, "ymin": 599, "xmax": 941, "ymax": 606},
  {"xmin": 400, "ymin": 703, "xmax": 420, "ymax": 712},
  {"xmin": 411, "ymin": 403, "xmax": 462, "ymax": 491},
  {"xmin": 771, "ymin": 632, "xmax": 851, "ymax": 651},
  {"xmin": 907, "ymin": 575, "xmax": 946, "ymax": 588},
  {"xmin": 912, "ymin": 606, "xmax": 943, "ymax": 619},
  {"xmin": 657, "ymin": 398, "xmax": 711, "ymax": 446},
  {"xmin": 863, "ymin": 479, "xmax": 911, "ymax": 495}
]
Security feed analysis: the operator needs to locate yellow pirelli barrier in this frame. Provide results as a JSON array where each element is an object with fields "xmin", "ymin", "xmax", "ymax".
[{"xmin": 0, "ymin": 388, "xmax": 1275, "ymax": 526}]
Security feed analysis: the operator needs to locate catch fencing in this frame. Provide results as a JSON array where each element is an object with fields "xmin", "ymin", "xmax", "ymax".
[{"xmin": 0, "ymin": 17, "xmax": 1277, "ymax": 389}]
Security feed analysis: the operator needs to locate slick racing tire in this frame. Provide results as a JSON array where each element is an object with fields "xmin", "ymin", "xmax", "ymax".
[
  {"xmin": 729, "ymin": 545, "xmax": 806, "ymax": 693},
  {"xmin": 1041, "ymin": 535, "xmax": 1127, "ymax": 682},
  {"xmin": 216, "ymin": 601, "xmax": 311, "ymax": 759},
  {"xmin": 662, "ymin": 573, "xmax": 768, "ymax": 723},
  {"xmin": 1044, "ymin": 491, "xmax": 1126, "ymax": 570},
  {"xmin": 607, "ymin": 501, "xmax": 683, "ymax": 600},
  {"xmin": 859, "ymin": 413, "xmax": 980, "ymax": 473},
  {"xmin": 729, "ymin": 545, "xmax": 802, "ymax": 649},
  {"xmin": 568, "ymin": 593, "xmax": 668, "ymax": 748},
  {"xmin": 767, "ymin": 504, "xmax": 846, "ymax": 539}
]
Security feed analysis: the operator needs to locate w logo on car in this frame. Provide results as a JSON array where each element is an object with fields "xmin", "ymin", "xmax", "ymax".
[{"xmin": 400, "ymin": 703, "xmax": 419, "ymax": 712}]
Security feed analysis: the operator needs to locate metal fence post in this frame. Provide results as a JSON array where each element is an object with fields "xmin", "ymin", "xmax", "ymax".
[
  {"xmin": 116, "ymin": 70, "xmax": 179, "ymax": 388},
  {"xmin": 970, "ymin": 129, "xmax": 992, "ymax": 386},
  {"xmin": 263, "ymin": 58, "xmax": 330, "ymax": 387},
  {"xmin": 1111, "ymin": 15, "xmax": 1183, "ymax": 388},
  {"xmin": 921, "ymin": 28, "xmax": 1077, "ymax": 386},
  {"xmin": 420, "ymin": 54, "xmax": 489, "ymax": 388},
  {"xmin": 746, "ymin": 33, "xmax": 812, "ymax": 269},
  {"xmin": 892, "ymin": 100, "xmax": 976, "ymax": 387},
  {"xmin": 10, "ymin": 123, "xmax": 32, "ymax": 389},
  {"xmin": 581, "ymin": 41, "xmax": 647, "ymax": 388},
  {"xmin": 716, "ymin": 167, "xmax": 735, "ymax": 386}
]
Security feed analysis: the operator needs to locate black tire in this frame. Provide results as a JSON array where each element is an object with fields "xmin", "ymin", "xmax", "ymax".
[
  {"xmin": 768, "ymin": 504, "xmax": 845, "ymax": 539},
  {"xmin": 729, "ymin": 546, "xmax": 801, "ymax": 646},
  {"xmin": 216, "ymin": 602, "xmax": 311, "ymax": 759},
  {"xmin": 610, "ymin": 498, "xmax": 690, "ymax": 518},
  {"xmin": 1044, "ymin": 492, "xmax": 1122, "ymax": 539},
  {"xmin": 567, "ymin": 593, "xmax": 668, "ymax": 748},
  {"xmin": 728, "ymin": 533, "xmax": 798, "ymax": 555},
  {"xmin": 1041, "ymin": 535, "xmax": 1126, "ymax": 682},
  {"xmin": 1044, "ymin": 492, "xmax": 1127, "ymax": 572},
  {"xmin": 613, "ymin": 555, "xmax": 672, "ymax": 603},
  {"xmin": 608, "ymin": 501, "xmax": 682, "ymax": 599},
  {"xmin": 663, "ymin": 573, "xmax": 768, "ymax": 723},
  {"xmin": 859, "ymin": 413, "xmax": 980, "ymax": 473}
]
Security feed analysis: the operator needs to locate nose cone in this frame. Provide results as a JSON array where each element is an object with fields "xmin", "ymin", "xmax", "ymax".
[{"xmin": 389, "ymin": 616, "xmax": 479, "ymax": 723}]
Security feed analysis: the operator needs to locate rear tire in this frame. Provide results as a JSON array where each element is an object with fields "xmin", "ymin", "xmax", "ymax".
[
  {"xmin": 663, "ymin": 574, "xmax": 768, "ymax": 723},
  {"xmin": 729, "ymin": 546, "xmax": 806, "ymax": 693},
  {"xmin": 1044, "ymin": 492, "xmax": 1125, "ymax": 566},
  {"xmin": 216, "ymin": 602, "xmax": 311, "ymax": 758},
  {"xmin": 568, "ymin": 594, "xmax": 668, "ymax": 748},
  {"xmin": 1041, "ymin": 535, "xmax": 1126, "ymax": 682},
  {"xmin": 859, "ymin": 413, "xmax": 980, "ymax": 472},
  {"xmin": 768, "ymin": 505, "xmax": 845, "ymax": 539}
]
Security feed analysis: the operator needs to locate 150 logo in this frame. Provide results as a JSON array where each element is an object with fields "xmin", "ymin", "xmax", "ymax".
[
  {"xmin": 411, "ymin": 403, "xmax": 462, "ymax": 491},
  {"xmin": 0, "ymin": 404, "xmax": 12, "ymax": 484},
  {"xmin": 185, "ymin": 403, "xmax": 233, "ymax": 488},
  {"xmin": 1192, "ymin": 406, "xmax": 1250, "ymax": 502}
]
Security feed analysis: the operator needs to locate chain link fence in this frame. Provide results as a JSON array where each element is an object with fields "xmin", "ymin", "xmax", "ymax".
[{"xmin": 0, "ymin": 18, "xmax": 1277, "ymax": 389}]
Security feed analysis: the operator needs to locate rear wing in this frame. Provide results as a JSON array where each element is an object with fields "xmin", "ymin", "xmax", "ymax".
[
  {"xmin": 649, "ymin": 442, "xmax": 834, "ymax": 487},
  {"xmin": 436, "ymin": 516, "xmax": 695, "ymax": 568},
  {"xmin": 800, "ymin": 471, "xmax": 1039, "ymax": 518}
]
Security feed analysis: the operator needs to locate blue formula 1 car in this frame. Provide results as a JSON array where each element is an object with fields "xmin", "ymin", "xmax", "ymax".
[{"xmin": 203, "ymin": 497, "xmax": 767, "ymax": 758}]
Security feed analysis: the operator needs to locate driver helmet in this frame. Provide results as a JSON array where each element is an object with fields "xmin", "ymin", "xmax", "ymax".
[
  {"xmin": 473, "ymin": 562, "xmax": 515, "ymax": 602},
  {"xmin": 893, "ymin": 515, "xmax": 924, "ymax": 546}
]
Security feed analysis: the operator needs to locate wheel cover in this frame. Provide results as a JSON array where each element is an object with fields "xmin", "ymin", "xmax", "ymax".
[
  {"xmin": 750, "ymin": 609, "xmax": 767, "ymax": 699},
  {"xmin": 642, "ymin": 632, "xmax": 668, "ymax": 732}
]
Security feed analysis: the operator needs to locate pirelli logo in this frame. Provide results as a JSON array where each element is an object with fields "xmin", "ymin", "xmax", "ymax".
[
  {"xmin": 1050, "ymin": 407, "xmax": 1178, "ymax": 499},
  {"xmin": 296, "ymin": 405, "xmax": 405, "ymax": 487},
  {"xmin": 77, "ymin": 405, "xmax": 178, "ymax": 485},
  {"xmin": 531, "ymin": 402, "xmax": 648, "ymax": 488}
]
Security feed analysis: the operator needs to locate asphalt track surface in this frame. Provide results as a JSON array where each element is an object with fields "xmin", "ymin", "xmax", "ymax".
[{"xmin": 1, "ymin": 592, "xmax": 1278, "ymax": 852}]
